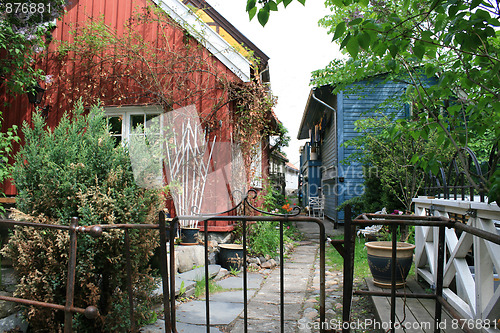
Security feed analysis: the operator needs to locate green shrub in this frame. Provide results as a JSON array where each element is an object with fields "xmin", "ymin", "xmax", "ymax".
[
  {"xmin": 248, "ymin": 221, "xmax": 281, "ymax": 256},
  {"xmin": 247, "ymin": 221, "xmax": 299, "ymax": 257},
  {"xmin": 2, "ymin": 103, "xmax": 162, "ymax": 332}
]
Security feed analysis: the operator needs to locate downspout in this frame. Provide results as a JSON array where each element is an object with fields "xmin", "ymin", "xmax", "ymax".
[
  {"xmin": 312, "ymin": 88, "xmax": 336, "ymax": 115},
  {"xmin": 311, "ymin": 88, "xmax": 337, "ymax": 163}
]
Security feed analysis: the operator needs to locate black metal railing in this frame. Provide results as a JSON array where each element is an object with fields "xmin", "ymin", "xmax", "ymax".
[
  {"xmin": 0, "ymin": 217, "xmax": 101, "ymax": 333},
  {"xmin": 162, "ymin": 189, "xmax": 327, "ymax": 333},
  {"xmin": 0, "ymin": 189, "xmax": 328, "ymax": 333},
  {"xmin": 338, "ymin": 205, "xmax": 500, "ymax": 333},
  {"xmin": 423, "ymin": 146, "xmax": 498, "ymax": 202}
]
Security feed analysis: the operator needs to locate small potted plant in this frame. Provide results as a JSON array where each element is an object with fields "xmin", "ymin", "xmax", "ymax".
[
  {"xmin": 218, "ymin": 244, "xmax": 244, "ymax": 271},
  {"xmin": 179, "ymin": 220, "xmax": 200, "ymax": 245}
]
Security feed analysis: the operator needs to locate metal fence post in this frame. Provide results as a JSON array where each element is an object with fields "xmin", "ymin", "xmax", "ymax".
[
  {"xmin": 342, "ymin": 205, "xmax": 354, "ymax": 333},
  {"xmin": 64, "ymin": 217, "xmax": 79, "ymax": 333},
  {"xmin": 124, "ymin": 229, "xmax": 136, "ymax": 332},
  {"xmin": 159, "ymin": 211, "xmax": 172, "ymax": 332}
]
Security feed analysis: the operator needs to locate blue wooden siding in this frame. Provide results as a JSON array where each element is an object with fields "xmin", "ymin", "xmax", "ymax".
[
  {"xmin": 322, "ymin": 120, "xmax": 337, "ymax": 220},
  {"xmin": 299, "ymin": 142, "xmax": 322, "ymax": 206},
  {"xmin": 336, "ymin": 77, "xmax": 409, "ymax": 222}
]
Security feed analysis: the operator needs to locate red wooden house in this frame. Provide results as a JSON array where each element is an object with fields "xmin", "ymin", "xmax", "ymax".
[{"xmin": 1, "ymin": 0, "xmax": 275, "ymax": 231}]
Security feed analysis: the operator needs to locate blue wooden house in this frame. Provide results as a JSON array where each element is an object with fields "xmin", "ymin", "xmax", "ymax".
[{"xmin": 297, "ymin": 75, "xmax": 411, "ymax": 223}]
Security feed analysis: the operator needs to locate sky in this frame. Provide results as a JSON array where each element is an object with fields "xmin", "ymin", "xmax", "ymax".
[{"xmin": 208, "ymin": 1, "xmax": 344, "ymax": 167}]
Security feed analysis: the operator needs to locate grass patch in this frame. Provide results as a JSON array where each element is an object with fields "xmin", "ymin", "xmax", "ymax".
[
  {"xmin": 194, "ymin": 277, "xmax": 225, "ymax": 298},
  {"xmin": 327, "ymin": 235, "xmax": 371, "ymax": 279},
  {"xmin": 326, "ymin": 235, "xmax": 415, "ymax": 280}
]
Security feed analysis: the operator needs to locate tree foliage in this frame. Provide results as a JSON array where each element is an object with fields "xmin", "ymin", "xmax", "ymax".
[
  {"xmin": 317, "ymin": 0, "xmax": 500, "ymax": 203},
  {"xmin": 346, "ymin": 115, "xmax": 453, "ymax": 212},
  {"xmin": 248, "ymin": 0, "xmax": 500, "ymax": 203},
  {"xmin": 0, "ymin": 0, "xmax": 65, "ymax": 94},
  {"xmin": 0, "ymin": 114, "xmax": 19, "ymax": 212},
  {"xmin": 245, "ymin": 0, "xmax": 306, "ymax": 26}
]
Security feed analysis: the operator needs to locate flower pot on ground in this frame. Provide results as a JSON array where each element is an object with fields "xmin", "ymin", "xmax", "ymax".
[
  {"xmin": 218, "ymin": 244, "xmax": 244, "ymax": 271},
  {"xmin": 180, "ymin": 227, "xmax": 200, "ymax": 245},
  {"xmin": 366, "ymin": 241, "xmax": 415, "ymax": 288}
]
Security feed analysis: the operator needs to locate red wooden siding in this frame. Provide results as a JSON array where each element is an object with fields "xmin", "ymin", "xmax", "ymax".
[{"xmin": 1, "ymin": 0, "xmax": 266, "ymax": 231}]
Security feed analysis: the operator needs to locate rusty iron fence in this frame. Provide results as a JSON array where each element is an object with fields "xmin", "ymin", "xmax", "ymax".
[
  {"xmin": 0, "ymin": 217, "xmax": 101, "ymax": 333},
  {"xmin": 339, "ymin": 205, "xmax": 500, "ymax": 333},
  {"xmin": 161, "ymin": 189, "xmax": 327, "ymax": 332},
  {"xmin": 0, "ymin": 189, "xmax": 327, "ymax": 333}
]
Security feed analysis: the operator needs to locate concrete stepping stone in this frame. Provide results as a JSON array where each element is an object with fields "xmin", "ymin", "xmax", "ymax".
[
  {"xmin": 205, "ymin": 289, "xmax": 257, "ymax": 303},
  {"xmin": 140, "ymin": 319, "xmax": 222, "ymax": 332},
  {"xmin": 231, "ymin": 318, "xmax": 298, "ymax": 332},
  {"xmin": 152, "ymin": 265, "xmax": 221, "ymax": 298},
  {"xmin": 176, "ymin": 300, "xmax": 244, "ymax": 325},
  {"xmin": 0, "ymin": 312, "xmax": 28, "ymax": 333},
  {"xmin": 177, "ymin": 264, "xmax": 221, "ymax": 281},
  {"xmin": 215, "ymin": 273, "xmax": 263, "ymax": 290}
]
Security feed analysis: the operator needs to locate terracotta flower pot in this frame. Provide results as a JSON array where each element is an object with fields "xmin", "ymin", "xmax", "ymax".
[{"xmin": 366, "ymin": 241, "xmax": 415, "ymax": 288}]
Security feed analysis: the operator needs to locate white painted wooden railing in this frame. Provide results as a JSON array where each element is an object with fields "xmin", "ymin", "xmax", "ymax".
[{"xmin": 414, "ymin": 196, "xmax": 500, "ymax": 332}]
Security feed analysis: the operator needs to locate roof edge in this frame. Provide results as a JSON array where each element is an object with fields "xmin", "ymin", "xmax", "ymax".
[
  {"xmin": 153, "ymin": 0, "xmax": 252, "ymax": 82},
  {"xmin": 183, "ymin": 0, "xmax": 269, "ymax": 66},
  {"xmin": 297, "ymin": 89, "xmax": 315, "ymax": 140}
]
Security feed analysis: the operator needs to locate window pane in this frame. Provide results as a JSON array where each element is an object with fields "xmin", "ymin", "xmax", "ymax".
[
  {"xmin": 107, "ymin": 116, "xmax": 122, "ymax": 134},
  {"xmin": 146, "ymin": 113, "xmax": 158, "ymax": 122},
  {"xmin": 131, "ymin": 114, "xmax": 145, "ymax": 131}
]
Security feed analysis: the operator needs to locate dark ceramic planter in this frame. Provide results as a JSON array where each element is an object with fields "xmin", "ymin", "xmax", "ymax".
[
  {"xmin": 366, "ymin": 241, "xmax": 415, "ymax": 288},
  {"xmin": 218, "ymin": 244, "xmax": 244, "ymax": 271},
  {"xmin": 180, "ymin": 227, "xmax": 199, "ymax": 245}
]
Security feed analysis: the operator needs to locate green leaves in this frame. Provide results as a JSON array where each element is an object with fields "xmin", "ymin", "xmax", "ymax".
[
  {"xmin": 1, "ymin": 0, "xmax": 66, "ymax": 95},
  {"xmin": 248, "ymin": 7, "xmax": 258, "ymax": 20},
  {"xmin": 346, "ymin": 34, "xmax": 359, "ymax": 58},
  {"xmin": 246, "ymin": 0, "xmax": 305, "ymax": 26},
  {"xmin": 257, "ymin": 8, "xmax": 270, "ymax": 26},
  {"xmin": 333, "ymin": 21, "xmax": 346, "ymax": 41},
  {"xmin": 316, "ymin": 0, "xmax": 500, "ymax": 197}
]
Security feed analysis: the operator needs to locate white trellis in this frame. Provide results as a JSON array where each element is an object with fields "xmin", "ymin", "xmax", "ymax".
[
  {"xmin": 414, "ymin": 197, "xmax": 500, "ymax": 332},
  {"xmin": 129, "ymin": 105, "xmax": 248, "ymax": 228},
  {"xmin": 162, "ymin": 106, "xmax": 215, "ymax": 228},
  {"xmin": 165, "ymin": 117, "xmax": 216, "ymax": 227}
]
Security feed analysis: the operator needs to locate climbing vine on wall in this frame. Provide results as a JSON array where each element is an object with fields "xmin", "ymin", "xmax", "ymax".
[{"xmin": 51, "ymin": 5, "xmax": 285, "ymax": 181}]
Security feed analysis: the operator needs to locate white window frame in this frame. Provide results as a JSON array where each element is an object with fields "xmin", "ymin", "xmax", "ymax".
[
  {"xmin": 250, "ymin": 140, "xmax": 263, "ymax": 188},
  {"xmin": 104, "ymin": 105, "xmax": 164, "ymax": 144}
]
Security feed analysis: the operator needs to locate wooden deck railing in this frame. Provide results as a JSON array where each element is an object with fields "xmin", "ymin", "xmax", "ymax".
[{"xmin": 414, "ymin": 196, "xmax": 500, "ymax": 330}]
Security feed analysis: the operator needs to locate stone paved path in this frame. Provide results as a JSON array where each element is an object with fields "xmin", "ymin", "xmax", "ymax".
[
  {"xmin": 141, "ymin": 218, "xmax": 340, "ymax": 333},
  {"xmin": 228, "ymin": 240, "xmax": 319, "ymax": 332}
]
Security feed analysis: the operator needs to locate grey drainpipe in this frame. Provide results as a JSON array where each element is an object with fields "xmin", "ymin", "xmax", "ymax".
[
  {"xmin": 311, "ymin": 88, "xmax": 337, "ymax": 155},
  {"xmin": 312, "ymin": 88, "xmax": 336, "ymax": 114}
]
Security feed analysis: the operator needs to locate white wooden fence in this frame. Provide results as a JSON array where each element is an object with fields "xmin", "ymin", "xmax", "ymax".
[{"xmin": 414, "ymin": 196, "xmax": 500, "ymax": 332}]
